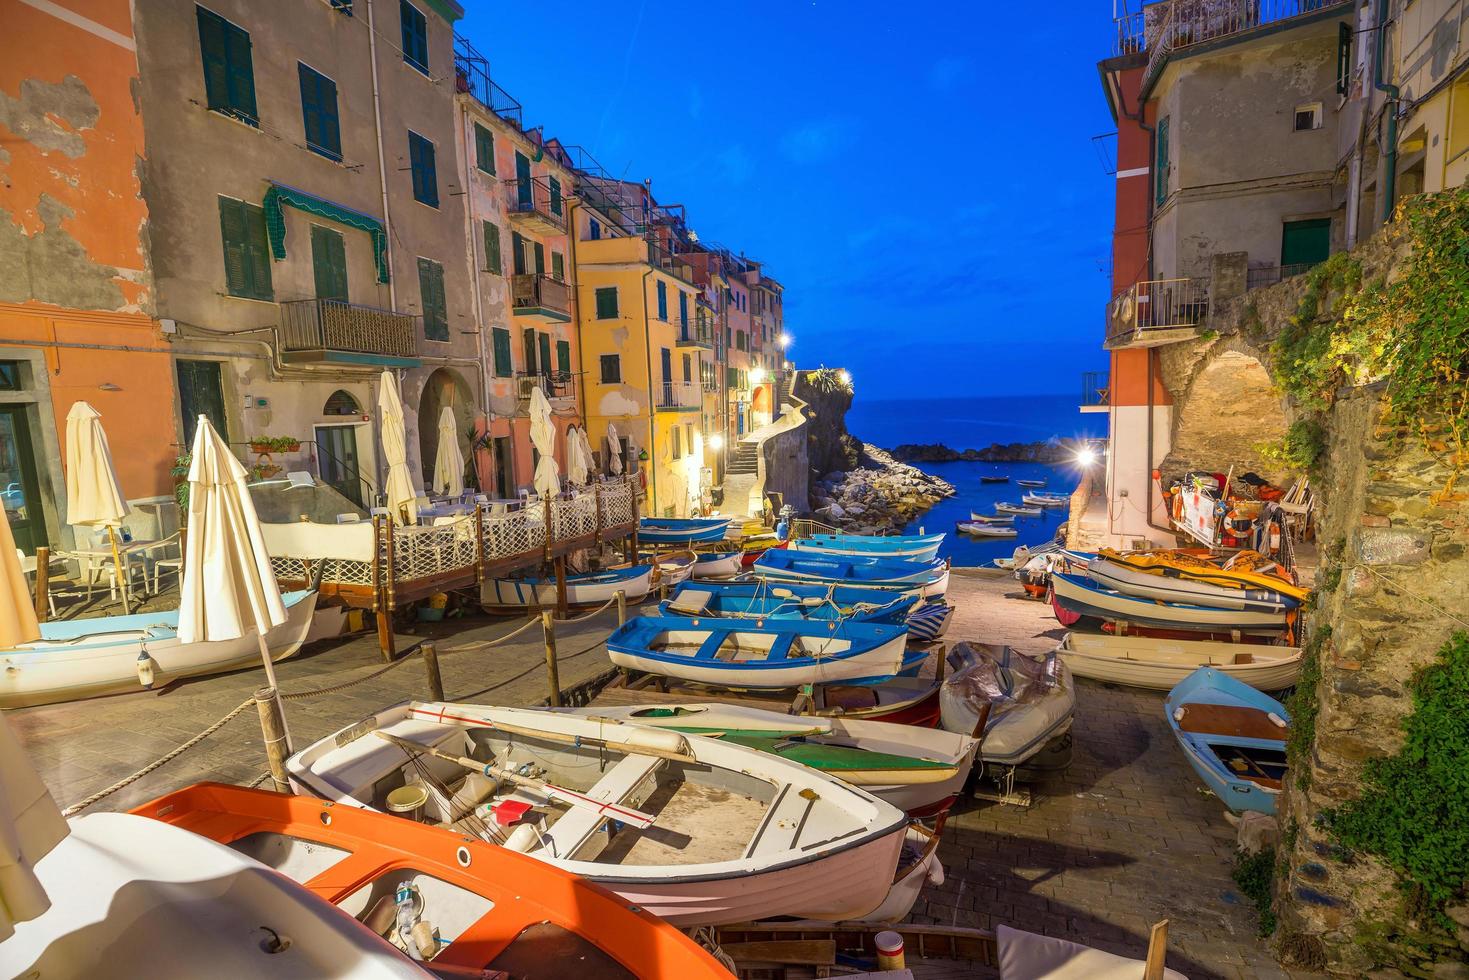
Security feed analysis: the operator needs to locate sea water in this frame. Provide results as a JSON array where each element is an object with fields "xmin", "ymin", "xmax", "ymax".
[{"xmin": 844, "ymin": 394, "xmax": 1109, "ymax": 567}]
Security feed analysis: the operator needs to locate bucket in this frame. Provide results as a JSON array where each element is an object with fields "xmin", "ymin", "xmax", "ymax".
[{"xmin": 875, "ymin": 930, "xmax": 905, "ymax": 970}]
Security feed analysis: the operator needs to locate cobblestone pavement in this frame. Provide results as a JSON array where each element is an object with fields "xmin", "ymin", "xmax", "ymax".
[{"xmin": 11, "ymin": 569, "xmax": 1314, "ymax": 978}]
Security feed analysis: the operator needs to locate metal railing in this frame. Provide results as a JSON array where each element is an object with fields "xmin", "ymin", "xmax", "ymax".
[
  {"xmin": 1106, "ymin": 276, "xmax": 1210, "ymax": 347},
  {"xmin": 279, "ymin": 299, "xmax": 419, "ymax": 358},
  {"xmin": 1246, "ymin": 261, "xmax": 1317, "ymax": 291},
  {"xmin": 679, "ymin": 308, "xmax": 716, "ymax": 348},
  {"xmin": 453, "ymin": 36, "xmax": 523, "ymax": 128},
  {"xmin": 646, "ymin": 239, "xmax": 692, "ymax": 281},
  {"xmin": 516, "ymin": 371, "xmax": 575, "ymax": 402},
  {"xmin": 656, "ymin": 380, "xmax": 701, "ymax": 410},
  {"xmin": 1139, "ymin": 0, "xmax": 1351, "ymax": 89},
  {"xmin": 511, "ymin": 273, "xmax": 571, "ymax": 316},
  {"xmin": 503, "ymin": 174, "xmax": 566, "ymax": 230},
  {"xmin": 1081, "ymin": 371, "xmax": 1111, "ymax": 408}
]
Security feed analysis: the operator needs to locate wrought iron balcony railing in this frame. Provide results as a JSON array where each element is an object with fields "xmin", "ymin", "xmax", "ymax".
[
  {"xmin": 1105, "ymin": 277, "xmax": 1211, "ymax": 348},
  {"xmin": 1135, "ymin": 0, "xmax": 1351, "ymax": 90},
  {"xmin": 1246, "ymin": 261, "xmax": 1317, "ymax": 291},
  {"xmin": 516, "ymin": 371, "xmax": 575, "ymax": 402},
  {"xmin": 279, "ymin": 298, "xmax": 419, "ymax": 359},
  {"xmin": 504, "ymin": 174, "xmax": 567, "ymax": 232},
  {"xmin": 1081, "ymin": 371, "xmax": 1111, "ymax": 409},
  {"xmin": 511, "ymin": 273, "xmax": 571, "ymax": 318},
  {"xmin": 656, "ymin": 380, "xmax": 701, "ymax": 411},
  {"xmin": 678, "ymin": 308, "xmax": 716, "ymax": 349}
]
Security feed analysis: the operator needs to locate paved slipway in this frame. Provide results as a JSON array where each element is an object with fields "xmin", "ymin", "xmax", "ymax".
[{"xmin": 9, "ymin": 571, "xmax": 1316, "ymax": 979}]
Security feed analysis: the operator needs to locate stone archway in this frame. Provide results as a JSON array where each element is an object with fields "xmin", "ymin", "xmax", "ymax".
[
  {"xmin": 417, "ymin": 368, "xmax": 474, "ymax": 489},
  {"xmin": 1161, "ymin": 341, "xmax": 1291, "ymax": 489}
]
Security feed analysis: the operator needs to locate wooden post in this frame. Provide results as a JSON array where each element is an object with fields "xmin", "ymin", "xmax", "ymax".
[
  {"xmin": 934, "ymin": 643, "xmax": 946, "ymax": 684},
  {"xmin": 421, "ymin": 641, "xmax": 444, "ymax": 701},
  {"xmin": 541, "ymin": 610, "xmax": 562, "ymax": 707},
  {"xmin": 379, "ymin": 515, "xmax": 397, "ymax": 662},
  {"xmin": 33, "ymin": 545, "xmax": 49, "ymax": 622},
  {"xmin": 553, "ymin": 555, "xmax": 569, "ymax": 617},
  {"xmin": 254, "ymin": 686, "xmax": 291, "ymax": 793},
  {"xmin": 543, "ymin": 494, "xmax": 554, "ymax": 561},
  {"xmin": 473, "ymin": 503, "xmax": 485, "ymax": 584},
  {"xmin": 615, "ymin": 589, "xmax": 626, "ymax": 626},
  {"xmin": 1143, "ymin": 920, "xmax": 1169, "ymax": 980}
]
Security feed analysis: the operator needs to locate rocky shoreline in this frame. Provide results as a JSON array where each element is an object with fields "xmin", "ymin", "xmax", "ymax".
[
  {"xmin": 810, "ymin": 444, "xmax": 956, "ymax": 535},
  {"xmin": 891, "ymin": 439, "xmax": 1093, "ymax": 464}
]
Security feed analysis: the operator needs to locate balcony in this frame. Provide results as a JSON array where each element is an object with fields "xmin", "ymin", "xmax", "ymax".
[
  {"xmin": 511, "ymin": 273, "xmax": 571, "ymax": 323},
  {"xmin": 1131, "ymin": 0, "xmax": 1352, "ymax": 93},
  {"xmin": 516, "ymin": 371, "xmax": 575, "ymax": 405},
  {"xmin": 278, "ymin": 298, "xmax": 420, "ymax": 367},
  {"xmin": 655, "ymin": 380, "xmax": 701, "ymax": 412},
  {"xmin": 1247, "ymin": 262, "xmax": 1317, "ymax": 291},
  {"xmin": 1105, "ymin": 277, "xmax": 1210, "ymax": 349},
  {"xmin": 677, "ymin": 308, "xmax": 715, "ymax": 349},
  {"xmin": 454, "ymin": 36, "xmax": 524, "ymax": 128},
  {"xmin": 504, "ymin": 174, "xmax": 567, "ymax": 235},
  {"xmin": 1081, "ymin": 371, "xmax": 1110, "ymax": 414}
]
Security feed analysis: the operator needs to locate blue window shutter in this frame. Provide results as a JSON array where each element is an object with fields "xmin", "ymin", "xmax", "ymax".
[
  {"xmin": 298, "ymin": 64, "xmax": 341, "ymax": 160},
  {"xmin": 409, "ymin": 131, "xmax": 438, "ymax": 207},
  {"xmin": 400, "ymin": 1, "xmax": 428, "ymax": 73},
  {"xmin": 657, "ymin": 280, "xmax": 667, "ymax": 320},
  {"xmin": 197, "ymin": 8, "xmax": 256, "ymax": 123},
  {"xmin": 679, "ymin": 292, "xmax": 688, "ymax": 329}
]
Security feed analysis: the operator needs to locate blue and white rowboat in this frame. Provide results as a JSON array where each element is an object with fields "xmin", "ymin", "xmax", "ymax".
[
  {"xmin": 790, "ymin": 532, "xmax": 945, "ymax": 562},
  {"xmin": 482, "ymin": 564, "xmax": 653, "ymax": 610},
  {"xmin": 752, "ymin": 550, "xmax": 950, "ymax": 598},
  {"xmin": 691, "ymin": 551, "xmax": 743, "ymax": 579},
  {"xmin": 1166, "ymin": 666, "xmax": 1289, "ymax": 814},
  {"xmin": 660, "ymin": 580, "xmax": 920, "ymax": 624},
  {"xmin": 638, "ymin": 517, "xmax": 735, "ymax": 544},
  {"xmin": 606, "ymin": 615, "xmax": 911, "ymax": 688},
  {"xmin": 1050, "ymin": 572, "xmax": 1289, "ymax": 631}
]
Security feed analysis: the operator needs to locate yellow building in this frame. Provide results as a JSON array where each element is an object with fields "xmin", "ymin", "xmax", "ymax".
[{"xmin": 570, "ymin": 187, "xmax": 707, "ymax": 517}]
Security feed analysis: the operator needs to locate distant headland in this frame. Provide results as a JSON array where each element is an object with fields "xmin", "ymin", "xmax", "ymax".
[{"xmin": 890, "ymin": 439, "xmax": 1096, "ymax": 464}]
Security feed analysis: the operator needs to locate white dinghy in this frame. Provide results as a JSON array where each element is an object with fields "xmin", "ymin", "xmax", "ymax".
[
  {"xmin": 1058, "ymin": 631, "xmax": 1303, "ymax": 691},
  {"xmin": 287, "ymin": 701, "xmax": 909, "ymax": 927},
  {"xmin": 957, "ymin": 522, "xmax": 1018, "ymax": 538}
]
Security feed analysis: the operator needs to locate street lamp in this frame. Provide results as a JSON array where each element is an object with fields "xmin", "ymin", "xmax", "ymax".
[
  {"xmin": 777, "ymin": 333, "xmax": 792, "ymax": 349},
  {"xmin": 837, "ymin": 369, "xmax": 851, "ymax": 386},
  {"xmin": 708, "ymin": 433, "xmax": 725, "ymax": 450},
  {"xmin": 750, "ymin": 366, "xmax": 767, "ymax": 385}
]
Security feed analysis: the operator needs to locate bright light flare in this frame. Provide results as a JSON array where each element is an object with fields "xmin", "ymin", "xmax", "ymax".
[
  {"xmin": 750, "ymin": 367, "xmax": 768, "ymax": 384},
  {"xmin": 1077, "ymin": 448, "xmax": 1098, "ymax": 466},
  {"xmin": 837, "ymin": 369, "xmax": 852, "ymax": 386},
  {"xmin": 708, "ymin": 434, "xmax": 725, "ymax": 450},
  {"xmin": 777, "ymin": 333, "xmax": 792, "ymax": 349}
]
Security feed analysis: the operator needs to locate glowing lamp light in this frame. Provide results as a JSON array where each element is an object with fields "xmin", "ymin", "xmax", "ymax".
[
  {"xmin": 708, "ymin": 434, "xmax": 725, "ymax": 450},
  {"xmin": 750, "ymin": 367, "xmax": 768, "ymax": 385},
  {"xmin": 1077, "ymin": 448, "xmax": 1098, "ymax": 467},
  {"xmin": 837, "ymin": 369, "xmax": 852, "ymax": 386},
  {"xmin": 777, "ymin": 333, "xmax": 792, "ymax": 349}
]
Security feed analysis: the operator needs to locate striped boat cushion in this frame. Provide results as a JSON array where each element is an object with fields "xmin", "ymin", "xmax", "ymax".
[{"xmin": 906, "ymin": 602, "xmax": 953, "ymax": 642}]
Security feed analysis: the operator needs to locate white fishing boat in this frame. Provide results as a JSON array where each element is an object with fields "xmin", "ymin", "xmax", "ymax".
[
  {"xmin": 1021, "ymin": 491, "xmax": 1069, "ymax": 508},
  {"xmin": 939, "ymin": 643, "xmax": 1076, "ymax": 767},
  {"xmin": 692, "ymin": 550, "xmax": 743, "ymax": 579},
  {"xmin": 650, "ymin": 551, "xmax": 696, "ymax": 588},
  {"xmin": 957, "ymin": 521, "xmax": 1018, "ymax": 538},
  {"xmin": 1016, "ymin": 479, "xmax": 1047, "ymax": 489},
  {"xmin": 968, "ymin": 511, "xmax": 1014, "ymax": 523},
  {"xmin": 287, "ymin": 701, "xmax": 910, "ymax": 927},
  {"xmin": 992, "ymin": 540, "xmax": 1063, "ymax": 571},
  {"xmin": 481, "ymin": 564, "xmax": 653, "ymax": 611},
  {"xmin": 0, "ymin": 590, "xmax": 319, "ymax": 709},
  {"xmin": 561, "ymin": 702, "xmax": 979, "ymax": 817},
  {"xmin": 1057, "ymin": 631, "xmax": 1303, "ymax": 691},
  {"xmin": 1051, "ymin": 572, "xmax": 1290, "ymax": 631},
  {"xmin": 1085, "ymin": 555, "xmax": 1301, "ymax": 613},
  {"xmin": 994, "ymin": 502, "xmax": 1042, "ymax": 516}
]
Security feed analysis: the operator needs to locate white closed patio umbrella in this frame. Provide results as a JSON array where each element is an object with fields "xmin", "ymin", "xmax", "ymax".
[
  {"xmin": 0, "ymin": 713, "xmax": 68, "ymax": 942},
  {"xmin": 378, "ymin": 371, "xmax": 419, "ymax": 524},
  {"xmin": 177, "ymin": 416, "xmax": 287, "ymax": 695},
  {"xmin": 63, "ymin": 401, "xmax": 132, "ymax": 613},
  {"xmin": 0, "ymin": 515, "xmax": 39, "ymax": 652},
  {"xmin": 566, "ymin": 426, "xmax": 590, "ymax": 486},
  {"xmin": 529, "ymin": 387, "xmax": 560, "ymax": 498},
  {"xmin": 605, "ymin": 422, "xmax": 623, "ymax": 475},
  {"xmin": 577, "ymin": 426, "xmax": 597, "ymax": 485},
  {"xmin": 431, "ymin": 406, "xmax": 465, "ymax": 497}
]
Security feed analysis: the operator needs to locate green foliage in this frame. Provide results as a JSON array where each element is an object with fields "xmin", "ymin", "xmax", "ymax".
[
  {"xmin": 1270, "ymin": 188, "xmax": 1469, "ymax": 497},
  {"xmin": 170, "ymin": 454, "xmax": 192, "ymax": 512},
  {"xmin": 1255, "ymin": 419, "xmax": 1326, "ymax": 473},
  {"xmin": 805, "ymin": 368, "xmax": 853, "ymax": 396},
  {"xmin": 1233, "ymin": 847, "xmax": 1278, "ymax": 936},
  {"xmin": 248, "ymin": 435, "xmax": 301, "ymax": 452},
  {"xmin": 1285, "ymin": 626, "xmax": 1329, "ymax": 790},
  {"xmin": 1317, "ymin": 537, "xmax": 1346, "ymax": 594},
  {"xmin": 1329, "ymin": 632, "xmax": 1469, "ymax": 919}
]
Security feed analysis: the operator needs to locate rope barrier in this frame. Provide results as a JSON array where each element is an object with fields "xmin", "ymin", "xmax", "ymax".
[
  {"xmin": 555, "ymin": 593, "xmax": 620, "ymax": 624},
  {"xmin": 438, "ymin": 614, "xmax": 541, "ymax": 654},
  {"xmin": 279, "ymin": 643, "xmax": 424, "ymax": 701},
  {"xmin": 61, "ymin": 697, "xmax": 257, "ymax": 817}
]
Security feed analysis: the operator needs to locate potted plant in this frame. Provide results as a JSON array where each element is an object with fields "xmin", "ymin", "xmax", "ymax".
[{"xmin": 248, "ymin": 435, "xmax": 302, "ymax": 454}]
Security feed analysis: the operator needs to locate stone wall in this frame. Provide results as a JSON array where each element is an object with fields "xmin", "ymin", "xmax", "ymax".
[{"xmin": 757, "ymin": 413, "xmax": 810, "ymax": 516}]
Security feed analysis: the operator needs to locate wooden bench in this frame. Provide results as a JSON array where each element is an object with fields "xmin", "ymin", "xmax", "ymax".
[{"xmin": 540, "ymin": 754, "xmax": 663, "ymax": 857}]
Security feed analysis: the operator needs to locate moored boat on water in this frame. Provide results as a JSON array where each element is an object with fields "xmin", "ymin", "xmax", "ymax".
[
  {"xmin": 558, "ymin": 702, "xmax": 978, "ymax": 817},
  {"xmin": 752, "ymin": 548, "xmax": 950, "ymax": 597},
  {"xmin": 994, "ymin": 502, "xmax": 1042, "ymax": 516},
  {"xmin": 287, "ymin": 701, "xmax": 910, "ymax": 926},
  {"xmin": 1022, "ymin": 491, "xmax": 1069, "ymax": 508},
  {"xmin": 638, "ymin": 516, "xmax": 735, "ymax": 544},
  {"xmin": 0, "ymin": 589, "xmax": 319, "ymax": 709},
  {"xmin": 1050, "ymin": 572, "xmax": 1291, "ymax": 631},
  {"xmin": 1057, "ymin": 631, "xmax": 1303, "ymax": 691},
  {"xmin": 1016, "ymin": 478, "xmax": 1047, "ymax": 488},
  {"xmin": 606, "ymin": 614, "xmax": 912, "ymax": 688},
  {"xmin": 968, "ymin": 511, "xmax": 1014, "ymax": 523},
  {"xmin": 1166, "ymin": 667, "xmax": 1290, "ymax": 814},
  {"xmin": 789, "ymin": 531, "xmax": 945, "ymax": 562},
  {"xmin": 481, "ymin": 564, "xmax": 652, "ymax": 611},
  {"xmin": 980, "ymin": 475, "xmax": 1010, "ymax": 484},
  {"xmin": 957, "ymin": 521, "xmax": 1018, "ymax": 538}
]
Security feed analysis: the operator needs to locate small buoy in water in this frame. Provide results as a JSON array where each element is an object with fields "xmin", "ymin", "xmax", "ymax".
[{"xmin": 136, "ymin": 651, "xmax": 156, "ymax": 689}]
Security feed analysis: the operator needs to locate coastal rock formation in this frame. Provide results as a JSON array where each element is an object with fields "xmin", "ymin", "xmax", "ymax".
[
  {"xmin": 793, "ymin": 369, "xmax": 861, "ymax": 477},
  {"xmin": 891, "ymin": 440, "xmax": 1088, "ymax": 464},
  {"xmin": 810, "ymin": 444, "xmax": 955, "ymax": 535}
]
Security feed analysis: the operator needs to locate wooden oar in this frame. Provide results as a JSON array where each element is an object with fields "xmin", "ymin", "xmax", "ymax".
[
  {"xmin": 409, "ymin": 706, "xmax": 697, "ymax": 763},
  {"xmin": 374, "ymin": 732, "xmax": 658, "ymax": 829}
]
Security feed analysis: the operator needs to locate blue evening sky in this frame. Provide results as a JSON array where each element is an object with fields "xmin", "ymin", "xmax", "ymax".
[{"xmin": 459, "ymin": 2, "xmax": 1117, "ymax": 401}]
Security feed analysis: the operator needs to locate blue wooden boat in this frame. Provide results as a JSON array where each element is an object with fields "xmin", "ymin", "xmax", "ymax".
[
  {"xmin": 752, "ymin": 549, "xmax": 950, "ymax": 597},
  {"xmin": 606, "ymin": 615, "xmax": 911, "ymax": 688},
  {"xmin": 660, "ymin": 581, "xmax": 920, "ymax": 623},
  {"xmin": 790, "ymin": 532, "xmax": 945, "ymax": 562},
  {"xmin": 1166, "ymin": 667, "xmax": 1289, "ymax": 815},
  {"xmin": 1050, "ymin": 572, "xmax": 1289, "ymax": 631},
  {"xmin": 638, "ymin": 516, "xmax": 734, "ymax": 544},
  {"xmin": 482, "ymin": 564, "xmax": 653, "ymax": 610}
]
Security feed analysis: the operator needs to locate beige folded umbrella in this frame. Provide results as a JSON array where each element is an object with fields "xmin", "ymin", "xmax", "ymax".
[
  {"xmin": 605, "ymin": 422, "xmax": 623, "ymax": 476},
  {"xmin": 177, "ymin": 416, "xmax": 287, "ymax": 696},
  {"xmin": 529, "ymin": 387, "xmax": 560, "ymax": 498},
  {"xmin": 63, "ymin": 401, "xmax": 131, "ymax": 613},
  {"xmin": 378, "ymin": 371, "xmax": 419, "ymax": 524},
  {"xmin": 0, "ymin": 712, "xmax": 68, "ymax": 941},
  {"xmin": 431, "ymin": 406, "xmax": 465, "ymax": 497},
  {"xmin": 566, "ymin": 426, "xmax": 590, "ymax": 486},
  {"xmin": 0, "ymin": 515, "xmax": 39, "ymax": 652}
]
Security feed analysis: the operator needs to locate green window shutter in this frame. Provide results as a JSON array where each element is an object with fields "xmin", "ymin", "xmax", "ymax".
[
  {"xmin": 595, "ymin": 286, "xmax": 618, "ymax": 319},
  {"xmin": 400, "ymin": 1, "xmax": 428, "ymax": 73},
  {"xmin": 600, "ymin": 354, "xmax": 620, "ymax": 383},
  {"xmin": 310, "ymin": 225, "xmax": 348, "ymax": 301},
  {"xmin": 556, "ymin": 340, "xmax": 570, "ymax": 374},
  {"xmin": 538, "ymin": 332, "xmax": 552, "ymax": 376},
  {"xmin": 514, "ymin": 152, "xmax": 532, "ymax": 207},
  {"xmin": 679, "ymin": 292, "xmax": 688, "ymax": 329},
  {"xmin": 1336, "ymin": 22, "xmax": 1352, "ymax": 96},
  {"xmin": 298, "ymin": 64, "xmax": 341, "ymax": 160},
  {"xmin": 197, "ymin": 7, "xmax": 256, "ymax": 123},
  {"xmin": 656, "ymin": 281, "xmax": 667, "ymax": 320},
  {"xmin": 1155, "ymin": 116, "xmax": 1169, "ymax": 206},
  {"xmin": 682, "ymin": 353, "xmax": 691, "ymax": 383},
  {"xmin": 549, "ymin": 175, "xmax": 562, "ymax": 216},
  {"xmin": 222, "ymin": 16, "xmax": 257, "ymax": 121},
  {"xmin": 418, "ymin": 258, "xmax": 447, "ymax": 341},
  {"xmin": 533, "ymin": 242, "xmax": 545, "ymax": 276},
  {"xmin": 511, "ymin": 231, "xmax": 526, "ymax": 276},
  {"xmin": 522, "ymin": 328, "xmax": 536, "ymax": 372},
  {"xmin": 492, "ymin": 327, "xmax": 512, "ymax": 376},
  {"xmin": 219, "ymin": 196, "xmax": 249, "ymax": 297},
  {"xmin": 551, "ymin": 252, "xmax": 564, "ymax": 281},
  {"xmin": 409, "ymin": 131, "xmax": 438, "ymax": 208},
  {"xmin": 474, "ymin": 123, "xmax": 495, "ymax": 174},
  {"xmin": 483, "ymin": 220, "xmax": 501, "ymax": 274}
]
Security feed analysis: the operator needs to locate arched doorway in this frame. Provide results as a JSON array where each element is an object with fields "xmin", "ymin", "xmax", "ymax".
[
  {"xmin": 417, "ymin": 368, "xmax": 475, "ymax": 491},
  {"xmin": 1163, "ymin": 348, "xmax": 1290, "ymax": 488},
  {"xmin": 317, "ymin": 389, "xmax": 366, "ymax": 506}
]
